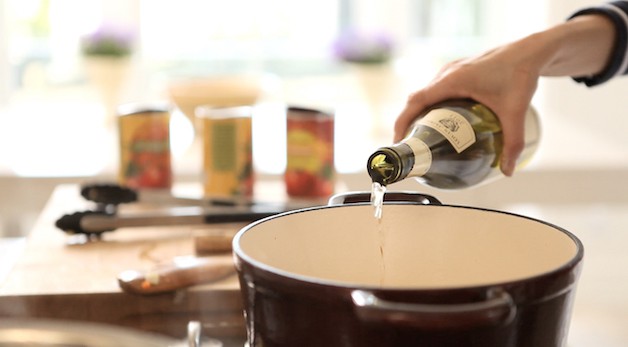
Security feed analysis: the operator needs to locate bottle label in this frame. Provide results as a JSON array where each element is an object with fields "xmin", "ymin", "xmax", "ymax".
[
  {"xmin": 418, "ymin": 109, "xmax": 476, "ymax": 153},
  {"xmin": 405, "ymin": 137, "xmax": 432, "ymax": 176}
]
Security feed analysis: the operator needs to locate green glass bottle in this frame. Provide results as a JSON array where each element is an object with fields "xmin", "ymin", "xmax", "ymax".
[{"xmin": 367, "ymin": 99, "xmax": 540, "ymax": 189}]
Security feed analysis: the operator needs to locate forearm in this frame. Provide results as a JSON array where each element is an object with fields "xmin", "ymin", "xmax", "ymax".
[
  {"xmin": 551, "ymin": 1, "xmax": 628, "ymax": 86},
  {"xmin": 511, "ymin": 14, "xmax": 616, "ymax": 80},
  {"xmin": 538, "ymin": 15, "xmax": 616, "ymax": 78}
]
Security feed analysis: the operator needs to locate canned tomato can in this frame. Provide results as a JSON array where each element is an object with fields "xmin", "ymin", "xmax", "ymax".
[
  {"xmin": 285, "ymin": 106, "xmax": 335, "ymax": 198},
  {"xmin": 118, "ymin": 102, "xmax": 172, "ymax": 189},
  {"xmin": 196, "ymin": 105, "xmax": 254, "ymax": 199}
]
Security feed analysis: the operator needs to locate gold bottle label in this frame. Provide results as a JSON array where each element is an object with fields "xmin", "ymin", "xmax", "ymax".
[
  {"xmin": 405, "ymin": 137, "xmax": 432, "ymax": 176},
  {"xmin": 418, "ymin": 109, "xmax": 476, "ymax": 153}
]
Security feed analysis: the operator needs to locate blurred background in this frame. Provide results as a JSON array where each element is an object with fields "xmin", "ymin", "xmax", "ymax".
[{"xmin": 1, "ymin": 0, "xmax": 627, "ymax": 237}]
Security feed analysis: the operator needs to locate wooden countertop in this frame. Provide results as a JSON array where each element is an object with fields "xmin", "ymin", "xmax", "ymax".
[
  {"xmin": 3, "ymin": 182, "xmax": 627, "ymax": 345},
  {"xmin": 0, "ymin": 184, "xmax": 245, "ymax": 339}
]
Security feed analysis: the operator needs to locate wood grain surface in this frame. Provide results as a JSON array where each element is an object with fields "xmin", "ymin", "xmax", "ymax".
[{"xmin": 0, "ymin": 184, "xmax": 245, "ymax": 338}]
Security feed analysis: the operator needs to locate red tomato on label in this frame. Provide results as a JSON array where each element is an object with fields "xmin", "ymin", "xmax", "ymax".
[{"xmin": 285, "ymin": 170, "xmax": 315, "ymax": 197}]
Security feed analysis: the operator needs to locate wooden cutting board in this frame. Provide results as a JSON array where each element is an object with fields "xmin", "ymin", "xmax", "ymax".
[{"xmin": 0, "ymin": 184, "xmax": 245, "ymax": 338}]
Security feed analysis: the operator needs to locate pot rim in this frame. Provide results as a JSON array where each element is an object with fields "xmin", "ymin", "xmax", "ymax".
[{"xmin": 232, "ymin": 202, "xmax": 584, "ymax": 292}]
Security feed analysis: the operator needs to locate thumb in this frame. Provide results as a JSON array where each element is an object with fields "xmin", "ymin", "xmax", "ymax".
[{"xmin": 498, "ymin": 107, "xmax": 528, "ymax": 176}]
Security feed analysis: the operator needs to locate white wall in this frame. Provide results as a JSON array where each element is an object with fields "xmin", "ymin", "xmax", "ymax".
[
  {"xmin": 0, "ymin": 1, "xmax": 10, "ymax": 104},
  {"xmin": 535, "ymin": 0, "xmax": 628, "ymax": 170}
]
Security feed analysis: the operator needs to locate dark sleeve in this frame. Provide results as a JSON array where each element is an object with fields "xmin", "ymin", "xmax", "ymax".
[{"xmin": 568, "ymin": 1, "xmax": 628, "ymax": 86}]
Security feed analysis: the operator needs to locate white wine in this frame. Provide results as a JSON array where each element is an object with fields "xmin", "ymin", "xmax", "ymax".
[
  {"xmin": 367, "ymin": 99, "xmax": 540, "ymax": 189},
  {"xmin": 371, "ymin": 181, "xmax": 386, "ymax": 220}
]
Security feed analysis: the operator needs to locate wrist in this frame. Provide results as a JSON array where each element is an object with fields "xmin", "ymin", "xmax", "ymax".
[
  {"xmin": 513, "ymin": 31, "xmax": 559, "ymax": 77},
  {"xmin": 537, "ymin": 14, "xmax": 616, "ymax": 77}
]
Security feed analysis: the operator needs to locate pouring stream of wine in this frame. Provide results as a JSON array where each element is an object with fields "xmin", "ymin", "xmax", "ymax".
[
  {"xmin": 371, "ymin": 182, "xmax": 386, "ymax": 220},
  {"xmin": 371, "ymin": 182, "xmax": 387, "ymax": 285}
]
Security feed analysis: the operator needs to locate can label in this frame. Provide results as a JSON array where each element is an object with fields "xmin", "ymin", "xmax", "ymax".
[
  {"xmin": 200, "ymin": 108, "xmax": 254, "ymax": 199},
  {"xmin": 285, "ymin": 107, "xmax": 335, "ymax": 198},
  {"xmin": 118, "ymin": 109, "xmax": 172, "ymax": 189}
]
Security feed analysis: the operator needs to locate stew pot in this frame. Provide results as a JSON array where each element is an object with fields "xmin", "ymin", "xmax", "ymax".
[{"xmin": 232, "ymin": 192, "xmax": 583, "ymax": 347}]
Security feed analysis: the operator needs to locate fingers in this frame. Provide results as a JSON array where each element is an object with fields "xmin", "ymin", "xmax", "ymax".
[
  {"xmin": 394, "ymin": 81, "xmax": 467, "ymax": 142},
  {"xmin": 481, "ymin": 75, "xmax": 537, "ymax": 177},
  {"xmin": 396, "ymin": 90, "xmax": 530, "ymax": 177},
  {"xmin": 392, "ymin": 43, "xmax": 539, "ymax": 178},
  {"xmin": 394, "ymin": 59, "xmax": 473, "ymax": 142},
  {"xmin": 492, "ymin": 104, "xmax": 528, "ymax": 177},
  {"xmin": 393, "ymin": 92, "xmax": 429, "ymax": 142}
]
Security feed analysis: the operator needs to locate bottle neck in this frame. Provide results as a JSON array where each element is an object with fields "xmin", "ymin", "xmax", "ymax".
[{"xmin": 367, "ymin": 144, "xmax": 415, "ymax": 186}]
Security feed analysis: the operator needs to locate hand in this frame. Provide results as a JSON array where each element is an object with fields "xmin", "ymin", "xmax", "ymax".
[
  {"xmin": 394, "ymin": 42, "xmax": 541, "ymax": 176},
  {"xmin": 393, "ymin": 14, "xmax": 616, "ymax": 177}
]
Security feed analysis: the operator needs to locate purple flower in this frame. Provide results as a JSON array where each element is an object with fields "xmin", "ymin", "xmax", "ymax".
[
  {"xmin": 81, "ymin": 23, "xmax": 134, "ymax": 57},
  {"xmin": 332, "ymin": 29, "xmax": 394, "ymax": 64}
]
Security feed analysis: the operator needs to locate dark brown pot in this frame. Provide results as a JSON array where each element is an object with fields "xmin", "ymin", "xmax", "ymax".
[{"xmin": 233, "ymin": 192, "xmax": 583, "ymax": 347}]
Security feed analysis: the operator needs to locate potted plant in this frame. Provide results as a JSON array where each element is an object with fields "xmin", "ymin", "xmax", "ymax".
[
  {"xmin": 332, "ymin": 29, "xmax": 398, "ymax": 136},
  {"xmin": 332, "ymin": 29, "xmax": 394, "ymax": 65},
  {"xmin": 81, "ymin": 24, "xmax": 134, "ymax": 126}
]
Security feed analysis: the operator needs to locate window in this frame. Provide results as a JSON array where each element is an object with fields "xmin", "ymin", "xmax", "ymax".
[{"xmin": 0, "ymin": 0, "xmax": 543, "ymax": 177}]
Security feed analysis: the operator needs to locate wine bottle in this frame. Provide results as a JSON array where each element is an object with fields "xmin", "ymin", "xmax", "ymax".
[{"xmin": 367, "ymin": 99, "xmax": 540, "ymax": 189}]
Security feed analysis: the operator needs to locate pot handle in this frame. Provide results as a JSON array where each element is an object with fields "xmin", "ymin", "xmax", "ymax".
[
  {"xmin": 328, "ymin": 191, "xmax": 442, "ymax": 206},
  {"xmin": 351, "ymin": 288, "xmax": 516, "ymax": 330}
]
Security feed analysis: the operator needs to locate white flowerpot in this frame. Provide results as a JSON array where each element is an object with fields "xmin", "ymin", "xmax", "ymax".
[
  {"xmin": 84, "ymin": 56, "xmax": 131, "ymax": 127},
  {"xmin": 350, "ymin": 63, "xmax": 400, "ymax": 137}
]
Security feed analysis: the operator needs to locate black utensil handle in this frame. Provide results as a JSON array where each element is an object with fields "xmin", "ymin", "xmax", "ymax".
[
  {"xmin": 55, "ymin": 210, "xmax": 115, "ymax": 235},
  {"xmin": 81, "ymin": 183, "xmax": 138, "ymax": 205}
]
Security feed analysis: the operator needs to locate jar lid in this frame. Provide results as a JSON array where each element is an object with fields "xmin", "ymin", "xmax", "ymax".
[
  {"xmin": 287, "ymin": 106, "xmax": 333, "ymax": 118},
  {"xmin": 117, "ymin": 101, "xmax": 172, "ymax": 117}
]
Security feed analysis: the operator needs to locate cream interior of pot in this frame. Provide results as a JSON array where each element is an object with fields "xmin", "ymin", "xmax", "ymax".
[{"xmin": 236, "ymin": 204, "xmax": 580, "ymax": 289}]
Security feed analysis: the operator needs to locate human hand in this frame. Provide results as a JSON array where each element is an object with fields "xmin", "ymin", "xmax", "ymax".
[
  {"xmin": 394, "ymin": 12, "xmax": 619, "ymax": 176},
  {"xmin": 394, "ymin": 42, "xmax": 542, "ymax": 176}
]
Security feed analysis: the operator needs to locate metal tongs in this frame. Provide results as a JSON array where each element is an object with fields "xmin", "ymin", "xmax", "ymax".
[
  {"xmin": 55, "ymin": 183, "xmax": 314, "ymax": 239},
  {"xmin": 79, "ymin": 183, "xmax": 251, "ymax": 212}
]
